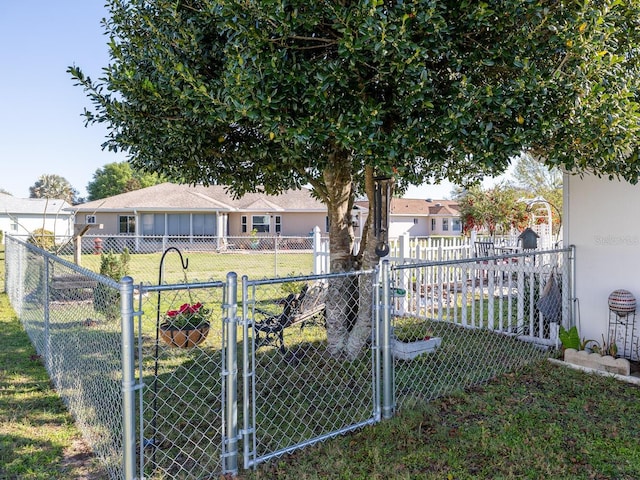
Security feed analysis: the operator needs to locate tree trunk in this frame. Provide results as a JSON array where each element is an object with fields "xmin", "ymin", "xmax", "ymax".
[
  {"xmin": 323, "ymin": 150, "xmax": 357, "ymax": 358},
  {"xmin": 345, "ymin": 166, "xmax": 379, "ymax": 359},
  {"xmin": 322, "ymin": 156, "xmax": 383, "ymax": 360}
]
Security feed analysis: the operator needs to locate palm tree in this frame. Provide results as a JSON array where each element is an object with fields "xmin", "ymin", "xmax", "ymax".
[{"xmin": 29, "ymin": 174, "xmax": 78, "ymax": 204}]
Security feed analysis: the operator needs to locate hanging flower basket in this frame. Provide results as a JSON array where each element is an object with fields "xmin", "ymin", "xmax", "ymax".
[
  {"xmin": 158, "ymin": 302, "xmax": 211, "ymax": 348},
  {"xmin": 159, "ymin": 322, "xmax": 210, "ymax": 348}
]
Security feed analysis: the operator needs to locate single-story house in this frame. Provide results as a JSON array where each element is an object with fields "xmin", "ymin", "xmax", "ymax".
[
  {"xmin": 564, "ymin": 172, "xmax": 640, "ymax": 360},
  {"xmin": 71, "ymin": 183, "xmax": 329, "ymax": 241},
  {"xmin": 71, "ymin": 183, "xmax": 461, "ymax": 245},
  {"xmin": 355, "ymin": 198, "xmax": 462, "ymax": 238},
  {"xmin": 0, "ymin": 193, "xmax": 73, "ymax": 243}
]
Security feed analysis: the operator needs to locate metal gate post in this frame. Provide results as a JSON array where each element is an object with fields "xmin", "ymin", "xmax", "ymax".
[
  {"xmin": 568, "ymin": 244, "xmax": 577, "ymax": 330},
  {"xmin": 381, "ymin": 260, "xmax": 395, "ymax": 419},
  {"xmin": 223, "ymin": 272, "xmax": 239, "ymax": 475},
  {"xmin": 43, "ymin": 257, "xmax": 51, "ymax": 374},
  {"xmin": 241, "ymin": 275, "xmax": 253, "ymax": 469},
  {"xmin": 120, "ymin": 276, "xmax": 137, "ymax": 480}
]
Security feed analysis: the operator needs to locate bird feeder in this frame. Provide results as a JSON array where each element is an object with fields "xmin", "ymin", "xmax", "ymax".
[{"xmin": 518, "ymin": 227, "xmax": 539, "ymax": 250}]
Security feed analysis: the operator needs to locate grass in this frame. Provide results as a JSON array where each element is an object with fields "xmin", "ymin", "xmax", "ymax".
[
  {"xmin": 58, "ymin": 250, "xmax": 315, "ymax": 284},
  {"xmin": 2, "ymin": 244, "xmax": 640, "ymax": 479},
  {"xmin": 242, "ymin": 361, "xmax": 640, "ymax": 480},
  {"xmin": 0, "ymin": 253, "xmax": 106, "ymax": 479}
]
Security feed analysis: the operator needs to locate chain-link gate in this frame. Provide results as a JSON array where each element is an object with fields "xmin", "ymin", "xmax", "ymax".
[
  {"xmin": 240, "ymin": 270, "xmax": 381, "ymax": 469},
  {"xmin": 135, "ymin": 280, "xmax": 227, "ymax": 479}
]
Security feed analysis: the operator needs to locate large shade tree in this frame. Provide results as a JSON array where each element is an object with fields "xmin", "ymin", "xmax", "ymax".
[
  {"xmin": 87, "ymin": 161, "xmax": 165, "ymax": 200},
  {"xmin": 457, "ymin": 184, "xmax": 530, "ymax": 236},
  {"xmin": 71, "ymin": 0, "xmax": 640, "ymax": 359}
]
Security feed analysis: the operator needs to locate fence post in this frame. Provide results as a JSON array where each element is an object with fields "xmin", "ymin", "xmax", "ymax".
[
  {"xmin": 568, "ymin": 245, "xmax": 577, "ymax": 332},
  {"xmin": 241, "ymin": 275, "xmax": 252, "ymax": 469},
  {"xmin": 398, "ymin": 231, "xmax": 409, "ymax": 261},
  {"xmin": 120, "ymin": 276, "xmax": 137, "ymax": 480},
  {"xmin": 381, "ymin": 260, "xmax": 394, "ymax": 419},
  {"xmin": 43, "ymin": 257, "xmax": 51, "ymax": 374},
  {"xmin": 223, "ymin": 272, "xmax": 239, "ymax": 475},
  {"xmin": 274, "ymin": 234, "xmax": 279, "ymax": 277},
  {"xmin": 312, "ymin": 226, "xmax": 323, "ymax": 274}
]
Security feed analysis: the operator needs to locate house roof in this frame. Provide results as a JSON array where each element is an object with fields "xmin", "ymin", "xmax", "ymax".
[
  {"xmin": 0, "ymin": 193, "xmax": 73, "ymax": 215},
  {"xmin": 72, "ymin": 183, "xmax": 326, "ymax": 213},
  {"xmin": 355, "ymin": 198, "xmax": 460, "ymax": 216}
]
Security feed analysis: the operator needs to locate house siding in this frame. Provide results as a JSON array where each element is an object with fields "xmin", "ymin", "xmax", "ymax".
[
  {"xmin": 565, "ymin": 173, "xmax": 640, "ymax": 347},
  {"xmin": 0, "ymin": 195, "xmax": 73, "ymax": 242}
]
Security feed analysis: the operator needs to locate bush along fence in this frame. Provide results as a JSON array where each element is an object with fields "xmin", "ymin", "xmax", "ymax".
[{"xmin": 4, "ymin": 235, "xmax": 574, "ymax": 479}]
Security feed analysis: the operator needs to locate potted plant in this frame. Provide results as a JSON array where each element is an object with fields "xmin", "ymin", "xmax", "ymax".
[
  {"xmin": 391, "ymin": 334, "xmax": 442, "ymax": 361},
  {"xmin": 390, "ymin": 325, "xmax": 442, "ymax": 361},
  {"xmin": 249, "ymin": 228, "xmax": 260, "ymax": 249},
  {"xmin": 158, "ymin": 302, "xmax": 211, "ymax": 348}
]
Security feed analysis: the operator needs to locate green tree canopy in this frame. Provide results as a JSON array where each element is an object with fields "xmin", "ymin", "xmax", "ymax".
[
  {"xmin": 71, "ymin": 0, "xmax": 640, "ymax": 358},
  {"xmin": 29, "ymin": 174, "xmax": 78, "ymax": 204},
  {"xmin": 458, "ymin": 184, "xmax": 530, "ymax": 236},
  {"xmin": 510, "ymin": 152, "xmax": 563, "ymax": 229},
  {"xmin": 512, "ymin": 152, "xmax": 563, "ymax": 194},
  {"xmin": 86, "ymin": 162, "xmax": 165, "ymax": 201}
]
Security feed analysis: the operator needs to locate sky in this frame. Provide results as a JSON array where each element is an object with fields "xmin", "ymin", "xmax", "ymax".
[{"xmin": 0, "ymin": 2, "xmax": 510, "ymax": 202}]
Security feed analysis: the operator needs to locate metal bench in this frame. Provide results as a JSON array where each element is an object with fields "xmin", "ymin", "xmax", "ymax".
[
  {"xmin": 50, "ymin": 275, "xmax": 97, "ymax": 301},
  {"xmin": 254, "ymin": 282, "xmax": 327, "ymax": 352}
]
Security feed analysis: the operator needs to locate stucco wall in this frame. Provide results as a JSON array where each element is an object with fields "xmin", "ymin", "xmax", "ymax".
[
  {"xmin": 565, "ymin": 173, "xmax": 640, "ymax": 343},
  {"xmin": 388, "ymin": 217, "xmax": 429, "ymax": 238}
]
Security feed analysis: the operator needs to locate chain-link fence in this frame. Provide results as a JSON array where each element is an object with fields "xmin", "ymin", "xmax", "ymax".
[
  {"xmin": 5, "ymin": 235, "xmax": 572, "ymax": 479},
  {"xmin": 24, "ymin": 233, "xmax": 319, "ymax": 283},
  {"xmin": 5, "ymin": 236, "xmax": 127, "ymax": 479},
  {"xmin": 390, "ymin": 247, "xmax": 574, "ymax": 409}
]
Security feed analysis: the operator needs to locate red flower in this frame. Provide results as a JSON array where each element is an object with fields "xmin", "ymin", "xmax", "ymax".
[{"xmin": 164, "ymin": 302, "xmax": 210, "ymax": 328}]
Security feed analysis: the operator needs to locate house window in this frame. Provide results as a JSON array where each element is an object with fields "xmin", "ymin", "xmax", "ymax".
[
  {"xmin": 431, "ymin": 218, "xmax": 436, "ymax": 231},
  {"xmin": 452, "ymin": 219, "xmax": 462, "ymax": 232},
  {"xmin": 443, "ymin": 219, "xmax": 449, "ymax": 231},
  {"xmin": 10, "ymin": 222, "xmax": 18, "ymax": 232},
  {"xmin": 252, "ymin": 215, "xmax": 270, "ymax": 233},
  {"xmin": 86, "ymin": 215, "xmax": 96, "ymax": 224},
  {"xmin": 141, "ymin": 213, "xmax": 162, "ymax": 235},
  {"xmin": 119, "ymin": 215, "xmax": 135, "ymax": 234},
  {"xmin": 413, "ymin": 218, "xmax": 418, "ymax": 225},
  {"xmin": 241, "ymin": 216, "xmax": 247, "ymax": 233},
  {"xmin": 325, "ymin": 216, "xmax": 330, "ymax": 233},
  {"xmin": 275, "ymin": 216, "xmax": 281, "ymax": 234},
  {"xmin": 193, "ymin": 214, "xmax": 216, "ymax": 236},
  {"xmin": 167, "ymin": 214, "xmax": 190, "ymax": 235}
]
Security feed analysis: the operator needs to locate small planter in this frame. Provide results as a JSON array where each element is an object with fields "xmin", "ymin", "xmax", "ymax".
[
  {"xmin": 391, "ymin": 337, "xmax": 442, "ymax": 361},
  {"xmin": 159, "ymin": 322, "xmax": 210, "ymax": 348}
]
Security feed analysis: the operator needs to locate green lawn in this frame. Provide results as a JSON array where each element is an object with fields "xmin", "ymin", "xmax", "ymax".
[{"xmin": 61, "ymin": 250, "xmax": 315, "ymax": 284}]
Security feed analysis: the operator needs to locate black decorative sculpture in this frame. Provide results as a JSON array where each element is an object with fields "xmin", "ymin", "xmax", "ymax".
[{"xmin": 373, "ymin": 176, "xmax": 394, "ymax": 257}]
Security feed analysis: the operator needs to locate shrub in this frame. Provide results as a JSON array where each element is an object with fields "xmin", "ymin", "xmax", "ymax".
[
  {"xmin": 28, "ymin": 228, "xmax": 55, "ymax": 251},
  {"xmin": 93, "ymin": 248, "xmax": 130, "ymax": 321}
]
